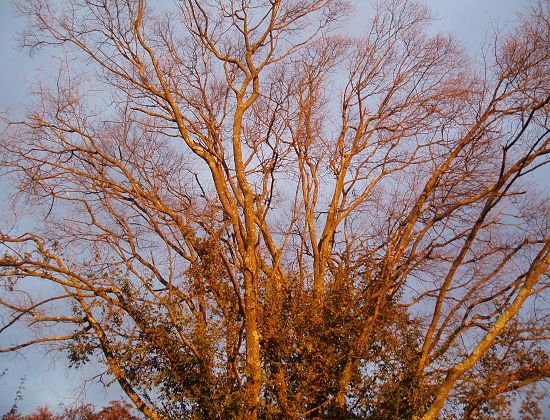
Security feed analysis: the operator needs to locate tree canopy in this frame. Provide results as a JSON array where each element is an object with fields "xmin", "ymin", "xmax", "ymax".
[
  {"xmin": 1, "ymin": 0, "xmax": 549, "ymax": 418},
  {"xmin": 3, "ymin": 399, "xmax": 136, "ymax": 420}
]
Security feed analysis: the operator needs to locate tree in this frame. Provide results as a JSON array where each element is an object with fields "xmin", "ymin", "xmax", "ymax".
[
  {"xmin": 3, "ymin": 400, "xmax": 137, "ymax": 420},
  {"xmin": 0, "ymin": 0, "xmax": 548, "ymax": 418}
]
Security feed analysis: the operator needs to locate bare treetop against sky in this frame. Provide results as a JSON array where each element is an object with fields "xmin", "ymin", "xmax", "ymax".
[{"xmin": 0, "ymin": 0, "xmax": 548, "ymax": 418}]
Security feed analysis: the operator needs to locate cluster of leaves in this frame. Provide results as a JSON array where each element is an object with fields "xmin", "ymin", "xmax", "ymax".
[{"xmin": 2, "ymin": 401, "xmax": 136, "ymax": 420}]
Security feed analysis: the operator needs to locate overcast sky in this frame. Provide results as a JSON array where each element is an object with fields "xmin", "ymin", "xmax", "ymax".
[{"xmin": 0, "ymin": 0, "xmax": 534, "ymax": 415}]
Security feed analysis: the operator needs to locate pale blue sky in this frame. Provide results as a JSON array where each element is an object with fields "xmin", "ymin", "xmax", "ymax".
[{"xmin": 0, "ymin": 0, "xmax": 536, "ymax": 416}]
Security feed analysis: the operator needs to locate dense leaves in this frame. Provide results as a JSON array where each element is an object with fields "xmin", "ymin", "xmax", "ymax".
[{"xmin": 3, "ymin": 401, "xmax": 137, "ymax": 420}]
